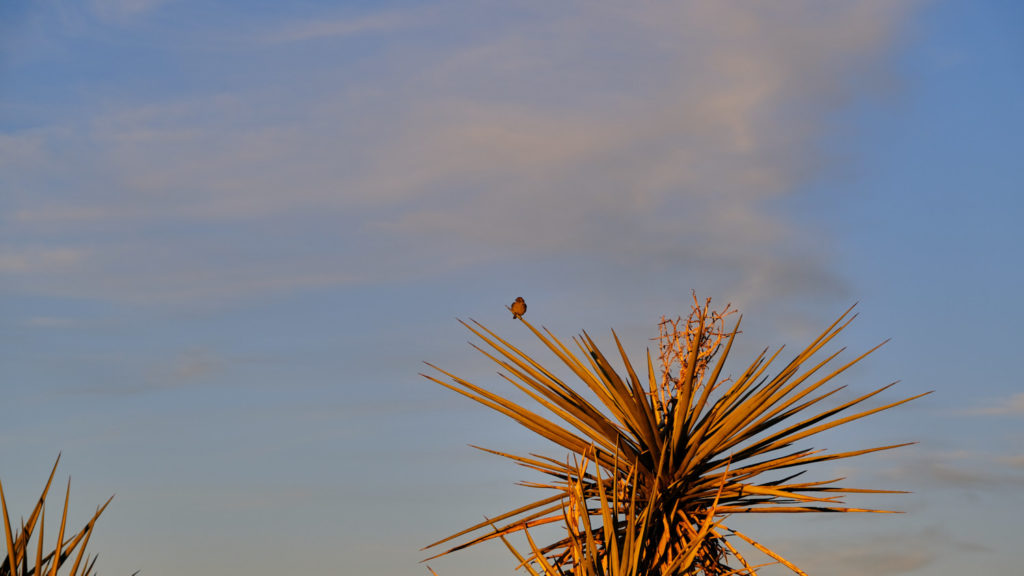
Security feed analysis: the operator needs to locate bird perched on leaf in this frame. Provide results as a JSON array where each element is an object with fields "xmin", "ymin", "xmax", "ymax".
[{"xmin": 510, "ymin": 297, "xmax": 527, "ymax": 319}]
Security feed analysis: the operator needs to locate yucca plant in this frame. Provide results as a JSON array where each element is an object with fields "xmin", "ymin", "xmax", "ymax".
[
  {"xmin": 0, "ymin": 456, "xmax": 113, "ymax": 576},
  {"xmin": 423, "ymin": 296, "xmax": 928, "ymax": 575}
]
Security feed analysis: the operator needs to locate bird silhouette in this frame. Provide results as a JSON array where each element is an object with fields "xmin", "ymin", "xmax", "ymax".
[{"xmin": 510, "ymin": 297, "xmax": 527, "ymax": 319}]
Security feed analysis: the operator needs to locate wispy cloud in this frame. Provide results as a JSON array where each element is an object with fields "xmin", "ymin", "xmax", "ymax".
[
  {"xmin": 14, "ymin": 205, "xmax": 117, "ymax": 224},
  {"xmin": 2, "ymin": 1, "xmax": 918, "ymax": 306},
  {"xmin": 90, "ymin": 0, "xmax": 171, "ymax": 20},
  {"xmin": 66, "ymin": 348, "xmax": 230, "ymax": 395},
  {"xmin": 0, "ymin": 246, "xmax": 89, "ymax": 274},
  {"xmin": 787, "ymin": 526, "xmax": 988, "ymax": 576},
  {"xmin": 0, "ymin": 131, "xmax": 47, "ymax": 168},
  {"xmin": 23, "ymin": 316, "xmax": 75, "ymax": 328},
  {"xmin": 880, "ymin": 449, "xmax": 1024, "ymax": 489},
  {"xmin": 262, "ymin": 11, "xmax": 412, "ymax": 44},
  {"xmin": 997, "ymin": 455, "xmax": 1024, "ymax": 468},
  {"xmin": 962, "ymin": 392, "xmax": 1024, "ymax": 416}
]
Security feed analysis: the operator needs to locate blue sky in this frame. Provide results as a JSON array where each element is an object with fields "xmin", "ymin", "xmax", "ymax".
[{"xmin": 1, "ymin": 1, "xmax": 1022, "ymax": 575}]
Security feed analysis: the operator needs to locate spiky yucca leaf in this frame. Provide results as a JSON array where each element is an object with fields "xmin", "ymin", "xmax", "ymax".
[
  {"xmin": 0, "ymin": 456, "xmax": 113, "ymax": 576},
  {"xmin": 498, "ymin": 450, "xmax": 740, "ymax": 576},
  {"xmin": 424, "ymin": 299, "xmax": 927, "ymax": 574}
]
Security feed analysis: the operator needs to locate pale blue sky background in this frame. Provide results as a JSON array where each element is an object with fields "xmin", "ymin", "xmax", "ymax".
[{"xmin": 1, "ymin": 1, "xmax": 1022, "ymax": 575}]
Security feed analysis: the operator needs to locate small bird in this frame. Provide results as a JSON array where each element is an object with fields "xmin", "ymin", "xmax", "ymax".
[{"xmin": 510, "ymin": 297, "xmax": 527, "ymax": 319}]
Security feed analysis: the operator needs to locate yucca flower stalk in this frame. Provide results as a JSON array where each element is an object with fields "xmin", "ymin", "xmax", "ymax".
[
  {"xmin": 0, "ymin": 456, "xmax": 114, "ymax": 576},
  {"xmin": 423, "ymin": 297, "xmax": 927, "ymax": 575}
]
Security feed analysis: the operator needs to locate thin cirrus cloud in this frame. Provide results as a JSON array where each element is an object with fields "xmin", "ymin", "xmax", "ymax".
[
  {"xmin": 260, "ymin": 11, "xmax": 412, "ymax": 44},
  {"xmin": 23, "ymin": 316, "xmax": 75, "ymax": 328},
  {"xmin": 879, "ymin": 449, "xmax": 1024, "ymax": 490},
  {"xmin": 997, "ymin": 455, "xmax": 1024, "ymax": 468},
  {"xmin": 0, "ymin": 246, "xmax": 89, "ymax": 274},
  {"xmin": 1, "ymin": 1, "xmax": 916, "ymax": 306},
  {"xmin": 63, "ymin": 348, "xmax": 229, "ymax": 395},
  {"xmin": 89, "ymin": 0, "xmax": 172, "ymax": 20},
  {"xmin": 961, "ymin": 392, "xmax": 1024, "ymax": 416},
  {"xmin": 786, "ymin": 526, "xmax": 989, "ymax": 576}
]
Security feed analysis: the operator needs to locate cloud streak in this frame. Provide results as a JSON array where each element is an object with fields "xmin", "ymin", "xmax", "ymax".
[
  {"xmin": 785, "ymin": 526, "xmax": 989, "ymax": 576},
  {"xmin": 880, "ymin": 449, "xmax": 1024, "ymax": 490},
  {"xmin": 962, "ymin": 392, "xmax": 1024, "ymax": 416},
  {"xmin": 262, "ymin": 10, "xmax": 412, "ymax": 44}
]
